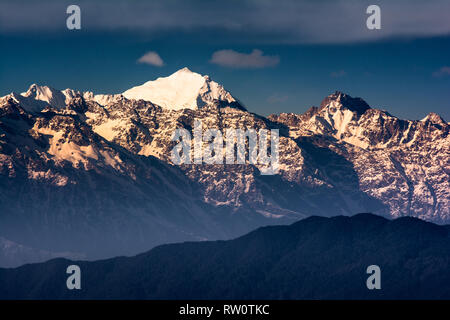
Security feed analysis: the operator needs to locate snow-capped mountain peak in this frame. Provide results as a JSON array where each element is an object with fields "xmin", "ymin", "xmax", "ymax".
[
  {"xmin": 319, "ymin": 91, "xmax": 371, "ymax": 115},
  {"xmin": 174, "ymin": 66, "xmax": 195, "ymax": 74},
  {"xmin": 421, "ymin": 112, "xmax": 446, "ymax": 125},
  {"xmin": 122, "ymin": 67, "xmax": 243, "ymax": 110},
  {"xmin": 290, "ymin": 91, "xmax": 374, "ymax": 146},
  {"xmin": 2, "ymin": 68, "xmax": 244, "ymax": 113},
  {"xmin": 21, "ymin": 84, "xmax": 67, "ymax": 109}
]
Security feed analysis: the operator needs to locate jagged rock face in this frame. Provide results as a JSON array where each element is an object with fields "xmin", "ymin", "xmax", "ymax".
[
  {"xmin": 84, "ymin": 88, "xmax": 449, "ymax": 223},
  {"xmin": 0, "ymin": 70, "xmax": 448, "ymax": 266},
  {"xmin": 83, "ymin": 96, "xmax": 380, "ymax": 220},
  {"xmin": 269, "ymin": 92, "xmax": 449, "ymax": 223},
  {"xmin": 0, "ymin": 95, "xmax": 283, "ymax": 266}
]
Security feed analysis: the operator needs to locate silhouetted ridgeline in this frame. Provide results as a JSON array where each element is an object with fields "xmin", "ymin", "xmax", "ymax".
[{"xmin": 0, "ymin": 213, "xmax": 449, "ymax": 299}]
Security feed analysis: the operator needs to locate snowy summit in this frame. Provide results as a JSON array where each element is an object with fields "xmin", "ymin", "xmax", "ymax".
[{"xmin": 122, "ymin": 67, "xmax": 241, "ymax": 110}]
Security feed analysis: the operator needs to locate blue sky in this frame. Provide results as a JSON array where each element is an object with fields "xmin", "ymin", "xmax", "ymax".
[{"xmin": 0, "ymin": 0, "xmax": 449, "ymax": 120}]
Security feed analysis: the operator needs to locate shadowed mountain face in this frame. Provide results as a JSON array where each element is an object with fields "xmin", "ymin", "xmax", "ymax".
[
  {"xmin": 319, "ymin": 91, "xmax": 371, "ymax": 115},
  {"xmin": 0, "ymin": 68, "xmax": 449, "ymax": 267},
  {"xmin": 0, "ymin": 213, "xmax": 449, "ymax": 300}
]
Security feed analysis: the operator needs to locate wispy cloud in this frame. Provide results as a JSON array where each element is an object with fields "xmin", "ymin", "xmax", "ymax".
[
  {"xmin": 137, "ymin": 51, "xmax": 164, "ymax": 67},
  {"xmin": 432, "ymin": 66, "xmax": 450, "ymax": 77},
  {"xmin": 267, "ymin": 93, "xmax": 289, "ymax": 104},
  {"xmin": 330, "ymin": 70, "xmax": 347, "ymax": 78},
  {"xmin": 2, "ymin": 0, "xmax": 449, "ymax": 44},
  {"xmin": 210, "ymin": 49, "xmax": 279, "ymax": 68}
]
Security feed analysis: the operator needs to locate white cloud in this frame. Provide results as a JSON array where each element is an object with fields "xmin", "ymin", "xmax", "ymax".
[
  {"xmin": 137, "ymin": 51, "xmax": 164, "ymax": 67},
  {"xmin": 210, "ymin": 49, "xmax": 279, "ymax": 68},
  {"xmin": 432, "ymin": 66, "xmax": 450, "ymax": 77}
]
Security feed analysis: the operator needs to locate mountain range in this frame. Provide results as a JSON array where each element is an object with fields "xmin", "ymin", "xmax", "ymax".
[
  {"xmin": 0, "ymin": 67, "xmax": 448, "ymax": 267},
  {"xmin": 1, "ymin": 213, "xmax": 449, "ymax": 299}
]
